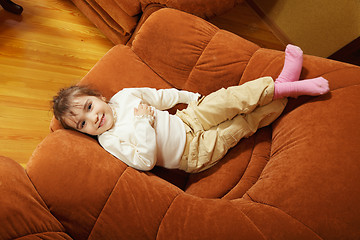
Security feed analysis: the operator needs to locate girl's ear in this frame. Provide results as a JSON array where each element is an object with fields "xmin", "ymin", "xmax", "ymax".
[{"xmin": 101, "ymin": 96, "xmax": 106, "ymax": 102}]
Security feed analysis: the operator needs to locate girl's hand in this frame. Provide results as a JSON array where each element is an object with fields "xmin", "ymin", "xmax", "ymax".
[{"xmin": 134, "ymin": 103, "xmax": 154, "ymax": 117}]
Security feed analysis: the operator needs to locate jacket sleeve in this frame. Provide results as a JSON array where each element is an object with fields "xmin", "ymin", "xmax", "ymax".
[
  {"xmin": 131, "ymin": 88, "xmax": 200, "ymax": 110},
  {"xmin": 98, "ymin": 117, "xmax": 157, "ymax": 171}
]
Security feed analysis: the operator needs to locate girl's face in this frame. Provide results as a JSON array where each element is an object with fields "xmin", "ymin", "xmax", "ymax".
[{"xmin": 63, "ymin": 95, "xmax": 115, "ymax": 135}]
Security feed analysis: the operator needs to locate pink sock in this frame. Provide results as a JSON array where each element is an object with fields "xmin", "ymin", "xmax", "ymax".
[
  {"xmin": 273, "ymin": 77, "xmax": 330, "ymax": 99},
  {"xmin": 276, "ymin": 44, "xmax": 303, "ymax": 83}
]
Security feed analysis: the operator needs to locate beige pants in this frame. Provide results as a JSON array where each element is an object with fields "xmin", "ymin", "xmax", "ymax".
[{"xmin": 176, "ymin": 77, "xmax": 287, "ymax": 173}]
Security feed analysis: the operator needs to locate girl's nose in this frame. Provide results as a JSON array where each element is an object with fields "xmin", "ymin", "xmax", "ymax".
[{"xmin": 87, "ymin": 112, "xmax": 98, "ymax": 125}]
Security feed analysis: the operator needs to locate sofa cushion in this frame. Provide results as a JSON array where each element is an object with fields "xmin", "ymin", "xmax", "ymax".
[{"xmin": 132, "ymin": 8, "xmax": 259, "ymax": 95}]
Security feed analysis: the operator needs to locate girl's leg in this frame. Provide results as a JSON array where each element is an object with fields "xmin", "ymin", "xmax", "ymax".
[
  {"xmin": 179, "ymin": 44, "xmax": 304, "ymax": 131},
  {"xmin": 273, "ymin": 44, "xmax": 330, "ymax": 99},
  {"xmin": 178, "ymin": 76, "xmax": 275, "ymax": 131},
  {"xmin": 180, "ymin": 98, "xmax": 287, "ymax": 173},
  {"xmin": 276, "ymin": 44, "xmax": 303, "ymax": 83},
  {"xmin": 273, "ymin": 77, "xmax": 329, "ymax": 99}
]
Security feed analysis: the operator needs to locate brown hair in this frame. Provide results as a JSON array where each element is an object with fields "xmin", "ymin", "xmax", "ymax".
[{"xmin": 52, "ymin": 85, "xmax": 102, "ymax": 129}]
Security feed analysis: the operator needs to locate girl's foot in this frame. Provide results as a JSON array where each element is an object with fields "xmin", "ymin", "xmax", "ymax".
[
  {"xmin": 276, "ymin": 44, "xmax": 303, "ymax": 83},
  {"xmin": 273, "ymin": 77, "xmax": 330, "ymax": 99}
]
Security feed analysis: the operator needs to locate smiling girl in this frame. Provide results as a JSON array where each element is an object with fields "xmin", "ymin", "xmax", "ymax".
[{"xmin": 52, "ymin": 45, "xmax": 329, "ymax": 173}]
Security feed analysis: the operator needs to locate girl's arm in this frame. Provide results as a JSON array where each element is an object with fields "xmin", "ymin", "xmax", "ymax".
[{"xmin": 131, "ymin": 88, "xmax": 200, "ymax": 110}]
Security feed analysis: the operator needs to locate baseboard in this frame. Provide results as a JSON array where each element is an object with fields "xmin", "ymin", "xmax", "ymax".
[
  {"xmin": 328, "ymin": 37, "xmax": 360, "ymax": 66},
  {"xmin": 245, "ymin": 0, "xmax": 291, "ymax": 46}
]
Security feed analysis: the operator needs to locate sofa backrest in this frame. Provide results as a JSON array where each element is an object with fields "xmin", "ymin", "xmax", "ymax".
[{"xmin": 131, "ymin": 9, "xmax": 259, "ymax": 95}]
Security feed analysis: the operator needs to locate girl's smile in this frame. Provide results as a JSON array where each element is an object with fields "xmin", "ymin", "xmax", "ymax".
[
  {"xmin": 64, "ymin": 95, "xmax": 115, "ymax": 135},
  {"xmin": 99, "ymin": 114, "xmax": 105, "ymax": 128}
]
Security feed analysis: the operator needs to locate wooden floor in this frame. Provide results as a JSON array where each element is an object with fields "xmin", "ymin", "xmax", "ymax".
[
  {"xmin": 0, "ymin": 0, "xmax": 113, "ymax": 166},
  {"xmin": 0, "ymin": 0, "xmax": 284, "ymax": 167}
]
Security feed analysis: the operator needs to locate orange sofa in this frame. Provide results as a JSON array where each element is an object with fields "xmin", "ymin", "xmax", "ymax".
[
  {"xmin": 69, "ymin": 0, "xmax": 243, "ymax": 44},
  {"xmin": 1, "ymin": 8, "xmax": 360, "ymax": 240}
]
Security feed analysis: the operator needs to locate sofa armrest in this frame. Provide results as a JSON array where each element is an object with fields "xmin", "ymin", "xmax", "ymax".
[
  {"xmin": 0, "ymin": 156, "xmax": 72, "ymax": 239},
  {"xmin": 70, "ymin": 0, "xmax": 244, "ymax": 45},
  {"xmin": 26, "ymin": 130, "xmax": 184, "ymax": 239}
]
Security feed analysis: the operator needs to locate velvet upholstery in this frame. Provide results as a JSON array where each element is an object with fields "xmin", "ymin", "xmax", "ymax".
[
  {"xmin": 1, "ymin": 8, "xmax": 359, "ymax": 240},
  {"xmin": 0, "ymin": 156, "xmax": 72, "ymax": 239},
  {"xmin": 69, "ymin": 0, "xmax": 243, "ymax": 44}
]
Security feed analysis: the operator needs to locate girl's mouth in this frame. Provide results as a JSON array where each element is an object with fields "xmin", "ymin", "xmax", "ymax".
[{"xmin": 99, "ymin": 114, "xmax": 105, "ymax": 128}]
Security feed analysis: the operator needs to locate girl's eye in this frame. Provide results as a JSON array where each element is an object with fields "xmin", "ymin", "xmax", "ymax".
[
  {"xmin": 81, "ymin": 121, "xmax": 86, "ymax": 128},
  {"xmin": 88, "ymin": 103, "xmax": 92, "ymax": 110}
]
